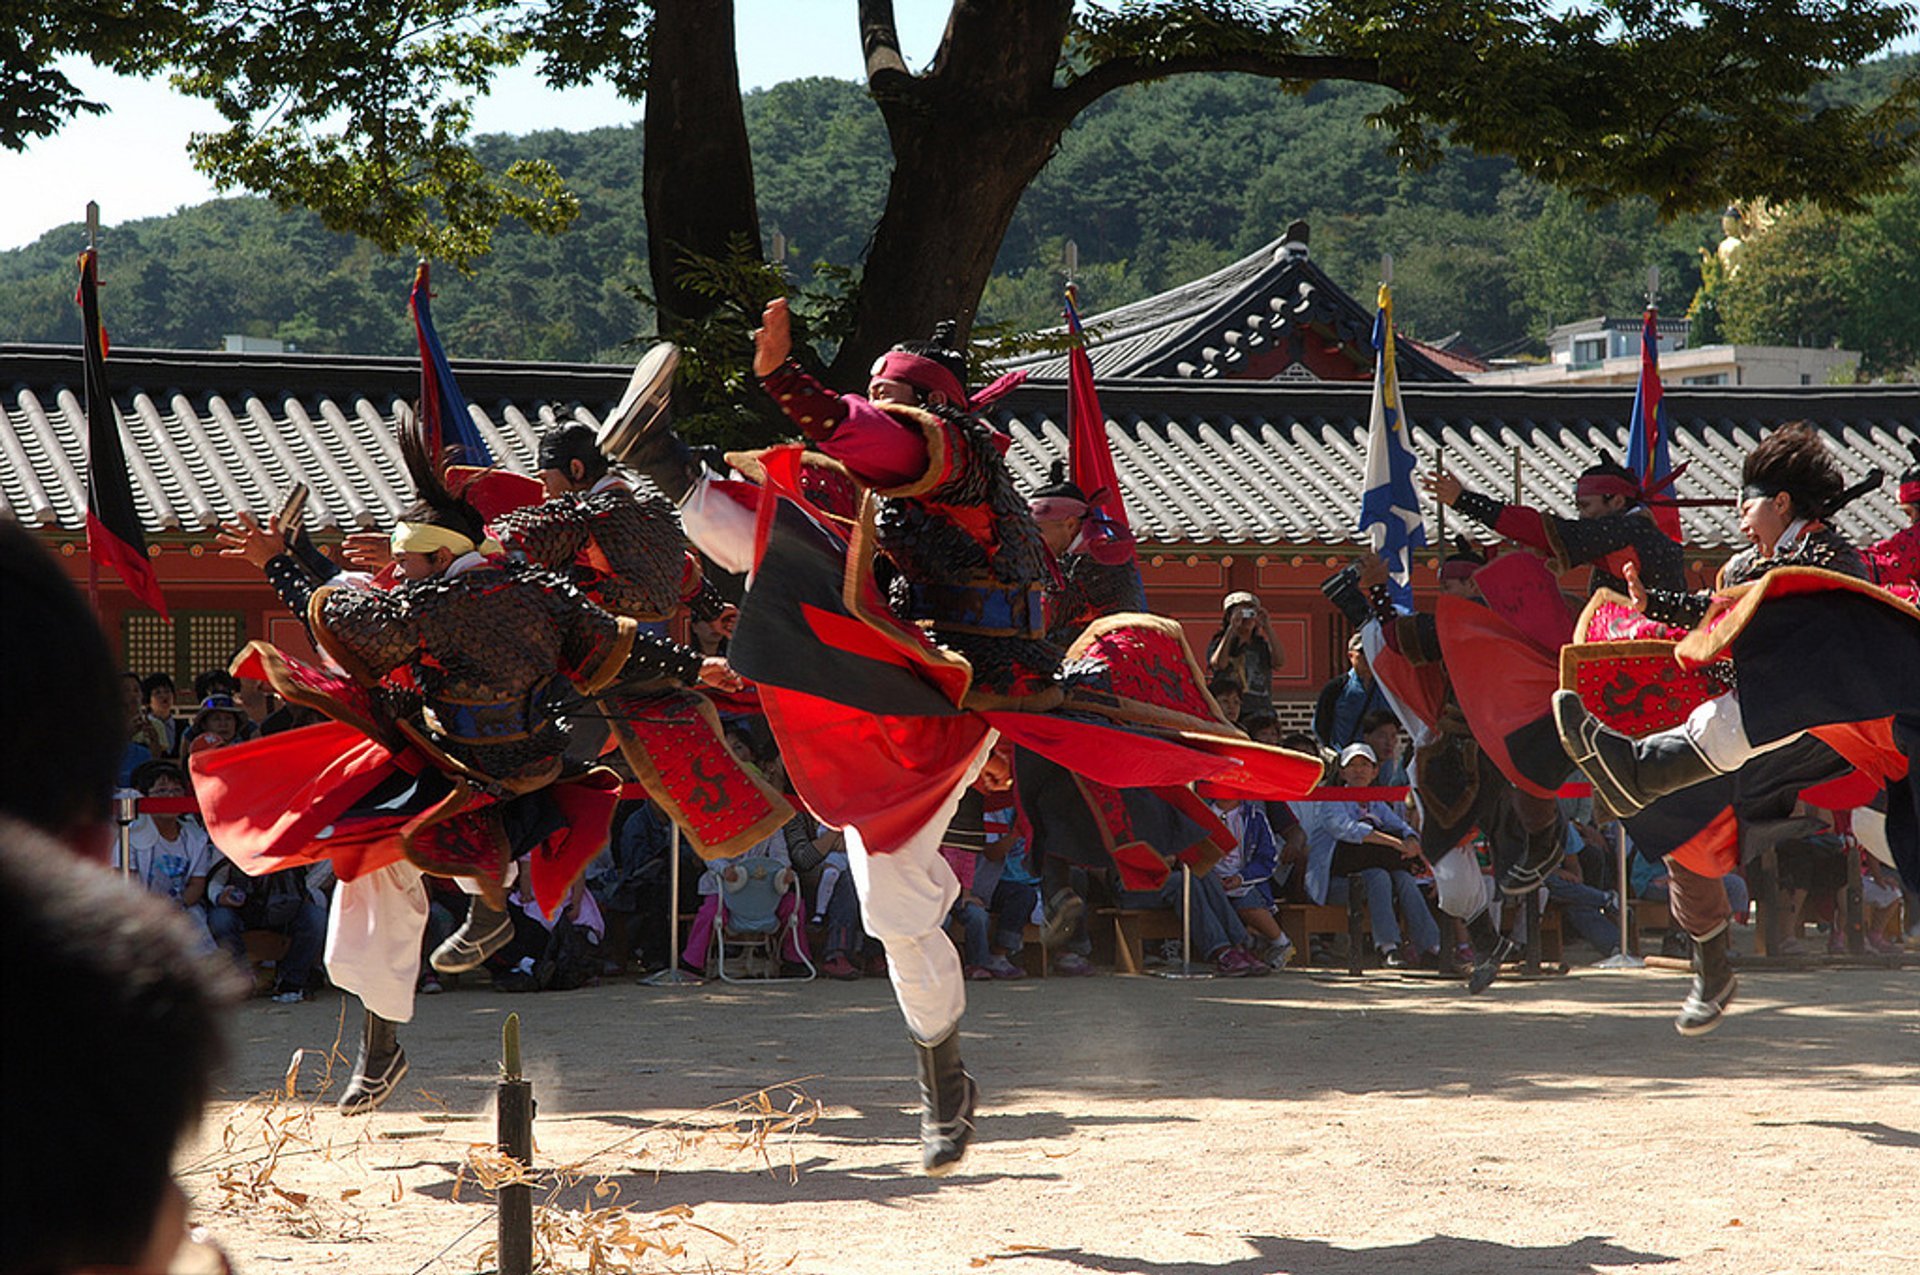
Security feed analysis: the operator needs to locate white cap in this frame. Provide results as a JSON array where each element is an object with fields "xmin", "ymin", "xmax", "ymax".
[{"xmin": 1338, "ymin": 742, "xmax": 1378, "ymax": 767}]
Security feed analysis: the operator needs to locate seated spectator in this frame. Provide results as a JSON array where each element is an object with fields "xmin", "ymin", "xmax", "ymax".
[
  {"xmin": 492, "ymin": 863, "xmax": 606, "ymax": 992},
  {"xmin": 118, "ymin": 671, "xmax": 154, "ymax": 787},
  {"xmin": 182, "ymin": 692, "xmax": 247, "ymax": 757},
  {"xmin": 141, "ymin": 671, "xmax": 181, "ymax": 757},
  {"xmin": 1774, "ymin": 811, "xmax": 1850, "ymax": 955},
  {"xmin": 418, "ymin": 875, "xmax": 466, "ymax": 995},
  {"xmin": 988, "ymin": 785, "xmax": 1098, "ymax": 977},
  {"xmin": 1360, "ymin": 709, "xmax": 1409, "ymax": 787},
  {"xmin": 3, "ymin": 817, "xmax": 238, "ymax": 1275},
  {"xmin": 809, "ymin": 821, "xmax": 885, "ymax": 980},
  {"xmin": 1209, "ymin": 796, "xmax": 1293, "ymax": 968},
  {"xmin": 681, "ymin": 822, "xmax": 811, "ymax": 975},
  {"xmin": 588, "ymin": 798, "xmax": 680, "ymax": 974},
  {"xmin": 1296, "ymin": 743, "xmax": 1441, "ymax": 967},
  {"xmin": 1116, "ymin": 854, "xmax": 1269, "ymax": 976},
  {"xmin": 204, "ymin": 857, "xmax": 333, "ymax": 1000},
  {"xmin": 126, "ymin": 760, "xmax": 218, "ymax": 947},
  {"xmin": 1311, "ymin": 632, "xmax": 1383, "ymax": 751},
  {"xmin": 1206, "ymin": 590, "xmax": 1276, "ymax": 725},
  {"xmin": 940, "ymin": 788, "xmax": 1030, "ymax": 980},
  {"xmin": 1542, "ymin": 844, "xmax": 1621, "ymax": 960},
  {"xmin": 1861, "ymin": 850, "xmax": 1905, "ymax": 955},
  {"xmin": 1207, "ymin": 675, "xmax": 1244, "ymax": 729}
]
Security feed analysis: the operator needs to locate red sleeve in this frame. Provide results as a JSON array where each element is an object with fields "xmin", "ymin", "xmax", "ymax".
[
  {"xmin": 1490, "ymin": 504, "xmax": 1556, "ymax": 555},
  {"xmin": 760, "ymin": 361, "xmax": 929, "ymax": 489},
  {"xmin": 1864, "ymin": 524, "xmax": 1920, "ymax": 588}
]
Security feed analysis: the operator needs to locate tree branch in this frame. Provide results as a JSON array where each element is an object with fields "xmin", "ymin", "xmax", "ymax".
[
  {"xmin": 858, "ymin": 0, "xmax": 911, "ymax": 91},
  {"xmin": 1052, "ymin": 50, "xmax": 1393, "ymax": 124}
]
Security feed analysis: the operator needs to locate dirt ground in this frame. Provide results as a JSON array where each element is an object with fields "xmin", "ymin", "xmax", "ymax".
[{"xmin": 181, "ymin": 963, "xmax": 1919, "ymax": 1275}]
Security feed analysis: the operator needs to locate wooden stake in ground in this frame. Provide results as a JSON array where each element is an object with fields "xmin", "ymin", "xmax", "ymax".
[{"xmin": 498, "ymin": 1013, "xmax": 533, "ymax": 1275}]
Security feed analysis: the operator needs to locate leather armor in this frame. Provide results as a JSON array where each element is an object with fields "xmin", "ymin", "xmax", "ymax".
[{"xmin": 494, "ymin": 485, "xmax": 689, "ymax": 621}]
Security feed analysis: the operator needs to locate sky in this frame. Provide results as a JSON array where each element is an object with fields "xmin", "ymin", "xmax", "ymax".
[{"xmin": 0, "ymin": 0, "xmax": 953, "ymax": 253}]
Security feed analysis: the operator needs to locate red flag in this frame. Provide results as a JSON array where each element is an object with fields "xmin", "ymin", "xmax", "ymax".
[
  {"xmin": 1064, "ymin": 294, "xmax": 1131, "ymax": 540},
  {"xmin": 1627, "ymin": 307, "xmax": 1683, "ymax": 541},
  {"xmin": 77, "ymin": 248, "xmax": 168, "ymax": 619}
]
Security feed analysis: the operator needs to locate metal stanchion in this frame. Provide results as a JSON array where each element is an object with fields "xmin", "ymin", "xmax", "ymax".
[
  {"xmin": 114, "ymin": 793, "xmax": 138, "ymax": 876},
  {"xmin": 1155, "ymin": 865, "xmax": 1212, "ymax": 980},
  {"xmin": 496, "ymin": 1013, "xmax": 534, "ymax": 1275},
  {"xmin": 1596, "ymin": 822, "xmax": 1644, "ymax": 969},
  {"xmin": 642, "ymin": 823, "xmax": 701, "ymax": 985}
]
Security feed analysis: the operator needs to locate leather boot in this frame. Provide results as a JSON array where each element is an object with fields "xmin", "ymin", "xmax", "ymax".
[
  {"xmin": 430, "ymin": 894, "xmax": 514, "ymax": 974},
  {"xmin": 913, "ymin": 1027, "xmax": 978, "ymax": 1177},
  {"xmin": 1674, "ymin": 924, "xmax": 1738, "ymax": 1036},
  {"xmin": 1499, "ymin": 817, "xmax": 1565, "ymax": 897},
  {"xmin": 1554, "ymin": 691, "xmax": 1719, "ymax": 819},
  {"xmin": 338, "ymin": 1005, "xmax": 409, "ymax": 1114},
  {"xmin": 1465, "ymin": 908, "xmax": 1519, "ymax": 995}
]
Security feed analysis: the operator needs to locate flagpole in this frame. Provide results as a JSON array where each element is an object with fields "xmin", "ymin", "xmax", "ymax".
[{"xmin": 84, "ymin": 201, "xmax": 101, "ymax": 619}]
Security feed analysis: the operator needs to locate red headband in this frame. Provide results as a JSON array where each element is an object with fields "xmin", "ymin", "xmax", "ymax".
[
  {"xmin": 1900, "ymin": 479, "xmax": 1920, "ymax": 504},
  {"xmin": 1575, "ymin": 474, "xmax": 1640, "ymax": 502},
  {"xmin": 870, "ymin": 351, "xmax": 966, "ymax": 408}
]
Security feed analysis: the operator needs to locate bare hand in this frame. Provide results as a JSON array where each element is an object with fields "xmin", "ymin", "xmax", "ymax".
[
  {"xmin": 977, "ymin": 749, "xmax": 1014, "ymax": 793},
  {"xmin": 697, "ymin": 657, "xmax": 746, "ymax": 693},
  {"xmin": 710, "ymin": 604, "xmax": 741, "ymax": 640},
  {"xmin": 214, "ymin": 511, "xmax": 284, "ymax": 568},
  {"xmin": 1622, "ymin": 559, "xmax": 1648, "ymax": 612},
  {"xmin": 752, "ymin": 298, "xmax": 792, "ymax": 378},
  {"xmin": 1419, "ymin": 470, "xmax": 1463, "ymax": 507},
  {"xmin": 1399, "ymin": 837, "xmax": 1423, "ymax": 860},
  {"xmin": 1356, "ymin": 551, "xmax": 1390, "ymax": 590},
  {"xmin": 342, "ymin": 532, "xmax": 394, "ymax": 571}
]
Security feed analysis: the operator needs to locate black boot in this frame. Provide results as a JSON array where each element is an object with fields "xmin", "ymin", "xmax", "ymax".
[
  {"xmin": 430, "ymin": 894, "xmax": 514, "ymax": 974},
  {"xmin": 1674, "ymin": 924, "xmax": 1738, "ymax": 1036},
  {"xmin": 1465, "ymin": 908, "xmax": 1519, "ymax": 994},
  {"xmin": 338, "ymin": 1006, "xmax": 408, "ymax": 1114},
  {"xmin": 1499, "ymin": 819, "xmax": 1565, "ymax": 897},
  {"xmin": 1553, "ymin": 691, "xmax": 1719, "ymax": 819},
  {"xmin": 913, "ymin": 1027, "xmax": 978, "ymax": 1177}
]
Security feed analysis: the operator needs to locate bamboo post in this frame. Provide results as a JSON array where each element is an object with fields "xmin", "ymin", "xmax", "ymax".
[{"xmin": 497, "ymin": 1014, "xmax": 534, "ymax": 1275}]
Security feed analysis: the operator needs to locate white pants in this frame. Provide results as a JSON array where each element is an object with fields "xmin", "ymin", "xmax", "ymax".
[
  {"xmin": 845, "ymin": 733, "xmax": 997, "ymax": 1044},
  {"xmin": 678, "ymin": 470, "xmax": 759, "ymax": 577},
  {"xmin": 325, "ymin": 861, "xmax": 429, "ymax": 1023},
  {"xmin": 1683, "ymin": 692, "xmax": 1803, "ymax": 773}
]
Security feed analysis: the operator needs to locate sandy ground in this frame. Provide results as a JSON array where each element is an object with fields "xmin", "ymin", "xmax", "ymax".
[{"xmin": 180, "ymin": 963, "xmax": 1919, "ymax": 1275}]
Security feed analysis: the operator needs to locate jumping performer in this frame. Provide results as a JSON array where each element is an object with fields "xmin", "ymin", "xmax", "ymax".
[
  {"xmin": 607, "ymin": 300, "xmax": 1319, "ymax": 1174},
  {"xmin": 202, "ymin": 416, "xmax": 736, "ymax": 1112}
]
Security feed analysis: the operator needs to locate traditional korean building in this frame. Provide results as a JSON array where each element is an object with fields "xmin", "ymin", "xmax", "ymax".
[{"xmin": 7, "ymin": 339, "xmax": 1912, "ymax": 730}]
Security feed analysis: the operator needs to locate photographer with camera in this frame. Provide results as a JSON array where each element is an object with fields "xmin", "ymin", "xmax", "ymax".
[{"xmin": 1206, "ymin": 591, "xmax": 1277, "ymax": 728}]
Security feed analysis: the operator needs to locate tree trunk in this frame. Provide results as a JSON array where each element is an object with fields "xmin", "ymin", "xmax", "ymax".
[
  {"xmin": 828, "ymin": 0, "xmax": 1075, "ymax": 386},
  {"xmin": 643, "ymin": 0, "xmax": 761, "ymax": 341}
]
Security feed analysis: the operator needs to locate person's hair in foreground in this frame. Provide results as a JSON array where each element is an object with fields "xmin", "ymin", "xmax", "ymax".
[
  {"xmin": 0, "ymin": 818, "xmax": 236, "ymax": 1274},
  {"xmin": 0, "ymin": 520, "xmax": 124, "ymax": 855}
]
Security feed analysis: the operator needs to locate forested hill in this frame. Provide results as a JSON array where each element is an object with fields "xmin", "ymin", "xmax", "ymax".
[{"xmin": 2, "ymin": 55, "xmax": 1912, "ymax": 371}]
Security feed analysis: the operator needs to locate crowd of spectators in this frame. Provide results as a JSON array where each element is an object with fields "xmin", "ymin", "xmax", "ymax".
[{"xmin": 100, "ymin": 579, "xmax": 1914, "ymax": 1002}]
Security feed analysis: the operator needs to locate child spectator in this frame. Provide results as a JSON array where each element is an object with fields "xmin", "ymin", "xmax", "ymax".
[
  {"xmin": 1207, "ymin": 675, "xmax": 1244, "ymax": 730},
  {"xmin": 1210, "ymin": 796, "xmax": 1293, "ymax": 968},
  {"xmin": 182, "ymin": 693, "xmax": 246, "ymax": 757},
  {"xmin": 940, "ymin": 789, "xmax": 1026, "ymax": 980},
  {"xmin": 126, "ymin": 761, "xmax": 216, "ymax": 947},
  {"xmin": 1360, "ymin": 709, "xmax": 1409, "ymax": 786},
  {"xmin": 119, "ymin": 671, "xmax": 155, "ymax": 787},
  {"xmin": 140, "ymin": 672, "xmax": 180, "ymax": 757},
  {"xmin": 492, "ymin": 863, "xmax": 607, "ymax": 992},
  {"xmin": 203, "ymin": 858, "xmax": 333, "ymax": 999}
]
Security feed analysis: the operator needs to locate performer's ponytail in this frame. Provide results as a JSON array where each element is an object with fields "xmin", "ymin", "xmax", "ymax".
[{"xmin": 397, "ymin": 401, "xmax": 487, "ymax": 543}]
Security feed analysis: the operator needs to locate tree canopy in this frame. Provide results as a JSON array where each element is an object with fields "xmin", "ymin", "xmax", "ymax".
[{"xmin": 7, "ymin": 2, "xmax": 1917, "ymax": 392}]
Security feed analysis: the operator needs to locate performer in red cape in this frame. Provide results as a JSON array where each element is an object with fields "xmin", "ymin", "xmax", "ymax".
[
  {"xmin": 1422, "ymin": 452, "xmax": 1693, "ymax": 598},
  {"xmin": 1554, "ymin": 423, "xmax": 1918, "ymax": 1033},
  {"xmin": 202, "ymin": 413, "xmax": 736, "ymax": 1113},
  {"xmin": 1861, "ymin": 439, "xmax": 1919, "ymax": 594},
  {"xmin": 606, "ymin": 299, "xmax": 1320, "ymax": 1175},
  {"xmin": 1028, "ymin": 460, "xmax": 1146, "ymax": 647},
  {"xmin": 1336, "ymin": 543, "xmax": 1568, "ymax": 993}
]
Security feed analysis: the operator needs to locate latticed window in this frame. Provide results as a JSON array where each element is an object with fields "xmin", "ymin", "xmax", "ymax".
[{"xmin": 122, "ymin": 612, "xmax": 246, "ymax": 689}]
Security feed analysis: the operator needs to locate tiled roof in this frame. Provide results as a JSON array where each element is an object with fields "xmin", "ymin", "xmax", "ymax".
[
  {"xmin": 6, "ymin": 345, "xmax": 1914, "ymax": 552},
  {"xmin": 988, "ymin": 379, "xmax": 1918, "ymax": 551},
  {"xmin": 998, "ymin": 226, "xmax": 1465, "ymax": 383}
]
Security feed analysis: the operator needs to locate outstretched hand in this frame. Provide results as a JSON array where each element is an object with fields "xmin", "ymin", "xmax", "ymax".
[
  {"xmin": 1622, "ymin": 559, "xmax": 1649, "ymax": 612},
  {"xmin": 214, "ymin": 510, "xmax": 283, "ymax": 568},
  {"xmin": 342, "ymin": 532, "xmax": 394, "ymax": 571},
  {"xmin": 1355, "ymin": 551, "xmax": 1390, "ymax": 590},
  {"xmin": 752, "ymin": 298, "xmax": 792, "ymax": 378},
  {"xmin": 698, "ymin": 657, "xmax": 746, "ymax": 694},
  {"xmin": 1419, "ymin": 470, "xmax": 1463, "ymax": 507}
]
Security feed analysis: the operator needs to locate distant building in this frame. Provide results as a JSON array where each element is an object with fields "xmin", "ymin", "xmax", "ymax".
[{"xmin": 1473, "ymin": 314, "xmax": 1858, "ymax": 387}]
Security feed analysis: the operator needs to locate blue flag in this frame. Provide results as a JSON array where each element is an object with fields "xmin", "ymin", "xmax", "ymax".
[
  {"xmin": 1357, "ymin": 283, "xmax": 1426, "ymax": 612},
  {"xmin": 409, "ymin": 260, "xmax": 492, "ymax": 466},
  {"xmin": 1625, "ymin": 306, "xmax": 1682, "ymax": 541}
]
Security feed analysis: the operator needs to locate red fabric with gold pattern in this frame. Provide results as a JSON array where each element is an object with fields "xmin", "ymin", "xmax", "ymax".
[{"xmin": 604, "ymin": 688, "xmax": 793, "ymax": 861}]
